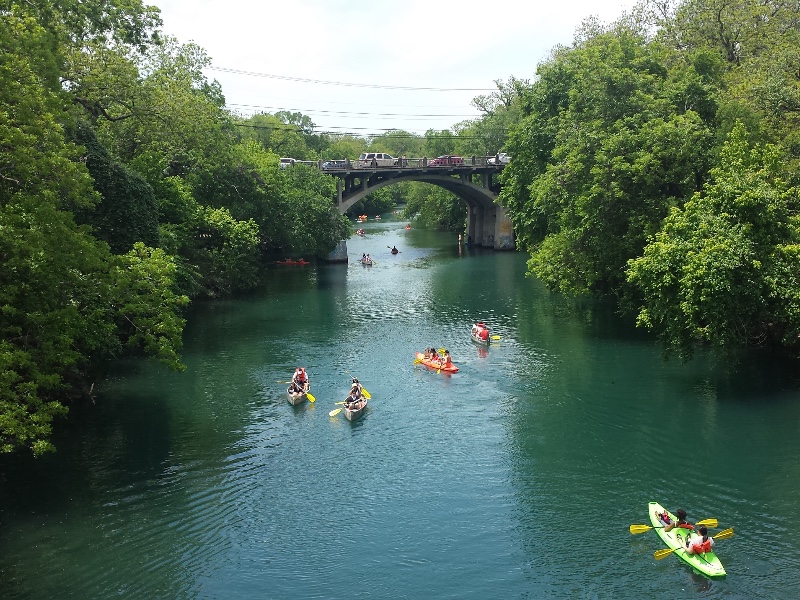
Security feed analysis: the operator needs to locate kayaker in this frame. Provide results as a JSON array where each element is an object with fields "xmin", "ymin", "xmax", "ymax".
[
  {"xmin": 291, "ymin": 368, "xmax": 309, "ymax": 393},
  {"xmin": 663, "ymin": 508, "xmax": 694, "ymax": 532},
  {"xmin": 391, "ymin": 246, "xmax": 398, "ymax": 254},
  {"xmin": 685, "ymin": 526, "xmax": 714, "ymax": 554},
  {"xmin": 440, "ymin": 349, "xmax": 453, "ymax": 367},
  {"xmin": 362, "ymin": 253, "xmax": 367, "ymax": 262},
  {"xmin": 350, "ymin": 377, "xmax": 363, "ymax": 399},
  {"xmin": 345, "ymin": 378, "xmax": 364, "ymax": 409}
]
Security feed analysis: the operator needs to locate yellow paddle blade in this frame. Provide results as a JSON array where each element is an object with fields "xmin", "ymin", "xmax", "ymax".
[
  {"xmin": 714, "ymin": 527, "xmax": 734, "ymax": 540},
  {"xmin": 696, "ymin": 518, "xmax": 718, "ymax": 528},
  {"xmin": 629, "ymin": 524, "xmax": 654, "ymax": 534},
  {"xmin": 306, "ymin": 392, "xmax": 315, "ymax": 403},
  {"xmin": 329, "ymin": 408, "xmax": 342, "ymax": 417},
  {"xmin": 413, "ymin": 358, "xmax": 422, "ymax": 364},
  {"xmin": 335, "ymin": 401, "xmax": 345, "ymax": 405},
  {"xmin": 654, "ymin": 547, "xmax": 680, "ymax": 560},
  {"xmin": 439, "ymin": 348, "xmax": 446, "ymax": 354},
  {"xmin": 491, "ymin": 335, "xmax": 501, "ymax": 340},
  {"xmin": 361, "ymin": 388, "xmax": 371, "ymax": 399}
]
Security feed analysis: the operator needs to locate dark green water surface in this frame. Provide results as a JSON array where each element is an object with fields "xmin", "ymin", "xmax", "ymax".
[{"xmin": 2, "ymin": 218, "xmax": 800, "ymax": 599}]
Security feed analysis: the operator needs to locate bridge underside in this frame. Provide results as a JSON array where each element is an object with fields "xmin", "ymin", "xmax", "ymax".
[{"xmin": 333, "ymin": 168, "xmax": 515, "ymax": 250}]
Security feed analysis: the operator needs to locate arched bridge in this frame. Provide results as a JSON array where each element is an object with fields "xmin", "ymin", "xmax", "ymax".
[{"xmin": 315, "ymin": 156, "xmax": 514, "ymax": 250}]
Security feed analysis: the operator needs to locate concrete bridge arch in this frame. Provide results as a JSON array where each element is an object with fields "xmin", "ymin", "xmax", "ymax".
[{"xmin": 329, "ymin": 165, "xmax": 514, "ymax": 251}]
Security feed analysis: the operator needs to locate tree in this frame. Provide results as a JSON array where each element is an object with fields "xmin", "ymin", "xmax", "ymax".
[
  {"xmin": 71, "ymin": 121, "xmax": 160, "ymax": 254},
  {"xmin": 501, "ymin": 24, "xmax": 714, "ymax": 295},
  {"xmin": 1, "ymin": 11, "xmax": 187, "ymax": 454},
  {"xmin": 403, "ymin": 184, "xmax": 466, "ymax": 231},
  {"xmin": 628, "ymin": 122, "xmax": 800, "ymax": 358}
]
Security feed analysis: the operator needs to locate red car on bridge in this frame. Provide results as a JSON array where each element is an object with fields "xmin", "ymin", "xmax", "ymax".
[{"xmin": 428, "ymin": 155, "xmax": 464, "ymax": 166}]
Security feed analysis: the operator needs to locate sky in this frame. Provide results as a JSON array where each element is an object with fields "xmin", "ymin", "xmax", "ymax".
[{"xmin": 154, "ymin": 0, "xmax": 637, "ymax": 136}]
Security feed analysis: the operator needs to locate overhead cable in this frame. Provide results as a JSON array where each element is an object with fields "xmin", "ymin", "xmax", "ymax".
[{"xmin": 209, "ymin": 67, "xmax": 495, "ymax": 92}]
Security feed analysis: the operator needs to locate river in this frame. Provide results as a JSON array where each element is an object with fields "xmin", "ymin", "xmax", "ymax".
[{"xmin": 2, "ymin": 217, "xmax": 800, "ymax": 599}]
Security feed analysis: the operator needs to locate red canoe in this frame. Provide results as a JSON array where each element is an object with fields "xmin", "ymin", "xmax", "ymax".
[
  {"xmin": 414, "ymin": 352, "xmax": 459, "ymax": 373},
  {"xmin": 276, "ymin": 259, "xmax": 310, "ymax": 265}
]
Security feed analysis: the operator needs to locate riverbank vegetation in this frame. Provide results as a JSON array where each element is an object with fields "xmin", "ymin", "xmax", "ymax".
[
  {"xmin": 1, "ymin": 0, "xmax": 353, "ymax": 454},
  {"xmin": 495, "ymin": 1, "xmax": 800, "ymax": 360}
]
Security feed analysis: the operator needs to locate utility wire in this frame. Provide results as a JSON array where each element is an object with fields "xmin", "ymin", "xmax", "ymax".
[
  {"xmin": 227, "ymin": 103, "xmax": 479, "ymax": 119},
  {"xmin": 209, "ymin": 66, "xmax": 496, "ymax": 92},
  {"xmin": 233, "ymin": 123, "xmax": 506, "ymax": 139}
]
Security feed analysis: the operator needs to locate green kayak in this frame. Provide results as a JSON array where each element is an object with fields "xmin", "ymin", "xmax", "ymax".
[{"xmin": 649, "ymin": 501, "xmax": 726, "ymax": 577}]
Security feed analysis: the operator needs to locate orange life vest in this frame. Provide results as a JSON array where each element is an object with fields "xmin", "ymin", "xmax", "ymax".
[{"xmin": 691, "ymin": 537, "xmax": 713, "ymax": 553}]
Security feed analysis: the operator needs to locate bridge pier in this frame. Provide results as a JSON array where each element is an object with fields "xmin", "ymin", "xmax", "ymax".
[
  {"xmin": 326, "ymin": 239, "xmax": 348, "ymax": 263},
  {"xmin": 466, "ymin": 203, "xmax": 515, "ymax": 250}
]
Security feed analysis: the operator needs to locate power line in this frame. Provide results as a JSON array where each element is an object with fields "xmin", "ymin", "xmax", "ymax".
[
  {"xmin": 233, "ymin": 122, "xmax": 505, "ymax": 139},
  {"xmin": 227, "ymin": 103, "xmax": 479, "ymax": 120},
  {"xmin": 209, "ymin": 66, "xmax": 496, "ymax": 92}
]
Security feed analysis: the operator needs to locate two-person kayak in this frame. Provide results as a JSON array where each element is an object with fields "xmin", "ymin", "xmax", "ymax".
[
  {"xmin": 647, "ymin": 501, "xmax": 726, "ymax": 577},
  {"xmin": 414, "ymin": 352, "xmax": 459, "ymax": 373}
]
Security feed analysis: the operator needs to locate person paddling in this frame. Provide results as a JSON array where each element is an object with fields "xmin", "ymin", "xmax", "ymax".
[
  {"xmin": 663, "ymin": 508, "xmax": 694, "ymax": 532},
  {"xmin": 685, "ymin": 525, "xmax": 715, "ymax": 555},
  {"xmin": 291, "ymin": 367, "xmax": 309, "ymax": 394}
]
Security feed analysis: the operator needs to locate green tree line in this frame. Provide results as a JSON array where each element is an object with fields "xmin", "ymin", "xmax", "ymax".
[{"xmin": 495, "ymin": 0, "xmax": 800, "ymax": 360}]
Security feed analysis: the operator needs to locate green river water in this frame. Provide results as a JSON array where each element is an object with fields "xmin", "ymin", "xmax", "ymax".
[{"xmin": 2, "ymin": 217, "xmax": 800, "ymax": 599}]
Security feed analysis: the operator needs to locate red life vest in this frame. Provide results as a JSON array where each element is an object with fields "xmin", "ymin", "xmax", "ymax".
[
  {"xmin": 295, "ymin": 369, "xmax": 306, "ymax": 384},
  {"xmin": 691, "ymin": 537, "xmax": 713, "ymax": 553},
  {"xmin": 479, "ymin": 329, "xmax": 489, "ymax": 340},
  {"xmin": 678, "ymin": 522, "xmax": 695, "ymax": 530}
]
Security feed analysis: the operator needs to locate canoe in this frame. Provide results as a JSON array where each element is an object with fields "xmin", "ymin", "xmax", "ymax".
[
  {"xmin": 414, "ymin": 352, "xmax": 459, "ymax": 373},
  {"xmin": 360, "ymin": 259, "xmax": 373, "ymax": 266},
  {"xmin": 287, "ymin": 387, "xmax": 308, "ymax": 405},
  {"xmin": 470, "ymin": 331, "xmax": 490, "ymax": 346},
  {"xmin": 276, "ymin": 259, "xmax": 310, "ymax": 265},
  {"xmin": 648, "ymin": 501, "xmax": 726, "ymax": 577},
  {"xmin": 344, "ymin": 398, "xmax": 368, "ymax": 421}
]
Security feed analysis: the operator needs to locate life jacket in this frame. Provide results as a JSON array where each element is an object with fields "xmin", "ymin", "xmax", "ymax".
[
  {"xmin": 678, "ymin": 522, "xmax": 695, "ymax": 530},
  {"xmin": 479, "ymin": 329, "xmax": 489, "ymax": 340},
  {"xmin": 691, "ymin": 537, "xmax": 713, "ymax": 553},
  {"xmin": 295, "ymin": 369, "xmax": 306, "ymax": 384}
]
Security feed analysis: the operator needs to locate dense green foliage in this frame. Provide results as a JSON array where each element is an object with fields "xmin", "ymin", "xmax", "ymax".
[
  {"xmin": 0, "ymin": 1, "xmax": 350, "ymax": 453},
  {"xmin": 498, "ymin": 0, "xmax": 800, "ymax": 358}
]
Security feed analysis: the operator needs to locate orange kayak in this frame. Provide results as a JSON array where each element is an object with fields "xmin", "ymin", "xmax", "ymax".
[{"xmin": 414, "ymin": 352, "xmax": 459, "ymax": 373}]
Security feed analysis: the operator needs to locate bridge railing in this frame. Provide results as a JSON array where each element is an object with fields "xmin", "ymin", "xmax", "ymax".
[{"xmin": 296, "ymin": 156, "xmax": 501, "ymax": 171}]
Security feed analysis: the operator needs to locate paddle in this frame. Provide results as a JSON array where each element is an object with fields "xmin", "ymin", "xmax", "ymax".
[
  {"xmin": 361, "ymin": 387, "xmax": 371, "ymax": 399},
  {"xmin": 329, "ymin": 407, "xmax": 342, "ymax": 417},
  {"xmin": 306, "ymin": 392, "xmax": 316, "ymax": 403},
  {"xmin": 630, "ymin": 518, "xmax": 718, "ymax": 535},
  {"xmin": 491, "ymin": 335, "xmax": 501, "ymax": 340},
  {"xmin": 653, "ymin": 528, "xmax": 734, "ymax": 560}
]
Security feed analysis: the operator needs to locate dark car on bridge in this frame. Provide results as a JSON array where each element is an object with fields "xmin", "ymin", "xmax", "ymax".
[{"xmin": 428, "ymin": 155, "xmax": 464, "ymax": 166}]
